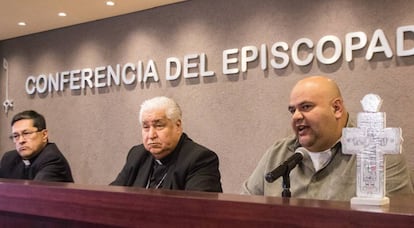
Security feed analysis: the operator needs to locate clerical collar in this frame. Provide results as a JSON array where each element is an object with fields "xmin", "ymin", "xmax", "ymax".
[
  {"xmin": 307, "ymin": 149, "xmax": 332, "ymax": 171},
  {"xmin": 21, "ymin": 145, "xmax": 46, "ymax": 164},
  {"xmin": 304, "ymin": 140, "xmax": 340, "ymax": 171},
  {"xmin": 22, "ymin": 159, "xmax": 31, "ymax": 166},
  {"xmin": 157, "ymin": 149, "xmax": 176, "ymax": 165},
  {"xmin": 154, "ymin": 159, "xmax": 163, "ymax": 165}
]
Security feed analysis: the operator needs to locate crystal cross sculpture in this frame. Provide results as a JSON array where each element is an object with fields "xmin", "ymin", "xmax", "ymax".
[{"xmin": 342, "ymin": 94, "xmax": 403, "ymax": 205}]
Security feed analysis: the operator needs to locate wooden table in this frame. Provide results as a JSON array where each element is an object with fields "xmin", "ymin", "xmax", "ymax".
[{"xmin": 0, "ymin": 179, "xmax": 413, "ymax": 227}]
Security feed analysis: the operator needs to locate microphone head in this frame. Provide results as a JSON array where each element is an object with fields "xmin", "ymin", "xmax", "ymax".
[
  {"xmin": 265, "ymin": 172, "xmax": 276, "ymax": 183},
  {"xmin": 295, "ymin": 147, "xmax": 306, "ymax": 156},
  {"xmin": 264, "ymin": 148, "xmax": 305, "ymax": 183}
]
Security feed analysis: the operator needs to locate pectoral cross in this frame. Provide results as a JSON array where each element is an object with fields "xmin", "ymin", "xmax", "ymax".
[{"xmin": 342, "ymin": 94, "xmax": 402, "ymax": 205}]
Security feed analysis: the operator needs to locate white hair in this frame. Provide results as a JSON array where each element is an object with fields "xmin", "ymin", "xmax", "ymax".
[{"xmin": 139, "ymin": 96, "xmax": 182, "ymax": 124}]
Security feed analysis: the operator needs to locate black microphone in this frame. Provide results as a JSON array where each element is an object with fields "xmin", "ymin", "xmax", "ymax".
[{"xmin": 265, "ymin": 148, "xmax": 305, "ymax": 183}]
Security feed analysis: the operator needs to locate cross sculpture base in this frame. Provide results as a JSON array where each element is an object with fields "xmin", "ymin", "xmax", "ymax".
[
  {"xmin": 350, "ymin": 196, "xmax": 389, "ymax": 206},
  {"xmin": 342, "ymin": 94, "xmax": 402, "ymax": 206}
]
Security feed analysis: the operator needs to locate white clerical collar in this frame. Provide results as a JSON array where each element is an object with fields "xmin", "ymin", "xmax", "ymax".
[
  {"xmin": 307, "ymin": 149, "xmax": 332, "ymax": 171},
  {"xmin": 22, "ymin": 159, "xmax": 31, "ymax": 166},
  {"xmin": 155, "ymin": 159, "xmax": 163, "ymax": 165}
]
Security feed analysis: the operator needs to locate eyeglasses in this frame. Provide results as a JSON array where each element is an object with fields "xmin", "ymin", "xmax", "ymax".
[{"xmin": 9, "ymin": 130, "xmax": 42, "ymax": 142}]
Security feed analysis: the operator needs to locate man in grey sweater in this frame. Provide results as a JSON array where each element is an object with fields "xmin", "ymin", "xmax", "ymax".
[{"xmin": 242, "ymin": 76, "xmax": 413, "ymax": 201}]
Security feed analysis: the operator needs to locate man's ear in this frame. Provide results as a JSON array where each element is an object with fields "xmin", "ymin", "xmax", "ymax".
[
  {"xmin": 176, "ymin": 119, "xmax": 182, "ymax": 129},
  {"xmin": 332, "ymin": 98, "xmax": 344, "ymax": 117},
  {"xmin": 41, "ymin": 129, "xmax": 49, "ymax": 142}
]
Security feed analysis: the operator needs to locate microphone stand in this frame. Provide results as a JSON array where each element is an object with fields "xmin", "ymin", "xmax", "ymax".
[
  {"xmin": 265, "ymin": 162, "xmax": 293, "ymax": 197},
  {"xmin": 282, "ymin": 168, "xmax": 291, "ymax": 198},
  {"xmin": 265, "ymin": 150, "xmax": 304, "ymax": 198}
]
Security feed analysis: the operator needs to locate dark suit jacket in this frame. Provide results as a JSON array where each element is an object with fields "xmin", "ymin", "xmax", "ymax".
[
  {"xmin": 111, "ymin": 133, "xmax": 222, "ymax": 192},
  {"xmin": 0, "ymin": 143, "xmax": 74, "ymax": 182}
]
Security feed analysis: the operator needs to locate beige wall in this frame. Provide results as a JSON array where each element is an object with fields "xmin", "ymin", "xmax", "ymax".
[{"xmin": 0, "ymin": 0, "xmax": 413, "ymax": 193}]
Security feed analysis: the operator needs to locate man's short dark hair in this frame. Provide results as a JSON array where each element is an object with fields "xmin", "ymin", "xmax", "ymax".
[{"xmin": 11, "ymin": 110, "xmax": 47, "ymax": 130}]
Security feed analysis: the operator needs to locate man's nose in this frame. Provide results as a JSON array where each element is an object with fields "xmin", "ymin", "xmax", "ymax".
[
  {"xmin": 148, "ymin": 127, "xmax": 157, "ymax": 138},
  {"xmin": 292, "ymin": 109, "xmax": 304, "ymax": 121},
  {"xmin": 16, "ymin": 136, "xmax": 26, "ymax": 144}
]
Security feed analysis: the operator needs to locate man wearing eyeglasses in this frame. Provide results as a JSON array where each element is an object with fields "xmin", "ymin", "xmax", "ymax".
[{"xmin": 0, "ymin": 110, "xmax": 73, "ymax": 182}]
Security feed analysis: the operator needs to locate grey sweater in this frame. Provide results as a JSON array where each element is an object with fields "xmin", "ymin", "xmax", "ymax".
[{"xmin": 242, "ymin": 134, "xmax": 413, "ymax": 201}]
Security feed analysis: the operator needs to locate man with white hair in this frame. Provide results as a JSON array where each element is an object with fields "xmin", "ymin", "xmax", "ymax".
[{"xmin": 111, "ymin": 96, "xmax": 222, "ymax": 192}]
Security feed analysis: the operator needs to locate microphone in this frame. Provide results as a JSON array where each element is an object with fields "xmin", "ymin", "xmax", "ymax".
[{"xmin": 265, "ymin": 148, "xmax": 305, "ymax": 183}]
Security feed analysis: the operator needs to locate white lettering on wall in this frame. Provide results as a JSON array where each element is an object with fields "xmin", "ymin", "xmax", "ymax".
[
  {"xmin": 166, "ymin": 57, "xmax": 181, "ymax": 80},
  {"xmin": 222, "ymin": 48, "xmax": 239, "ymax": 74},
  {"xmin": 365, "ymin": 29, "xmax": 393, "ymax": 60},
  {"xmin": 292, "ymin": 38, "xmax": 314, "ymax": 66},
  {"xmin": 241, "ymin": 46, "xmax": 258, "ymax": 72},
  {"xmin": 25, "ymin": 25, "xmax": 414, "ymax": 95},
  {"xmin": 345, "ymin": 32, "xmax": 367, "ymax": 62},
  {"xmin": 271, "ymin": 42, "xmax": 289, "ymax": 69},
  {"xmin": 316, "ymin": 35, "xmax": 342, "ymax": 64},
  {"xmin": 397, "ymin": 25, "xmax": 414, "ymax": 56}
]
